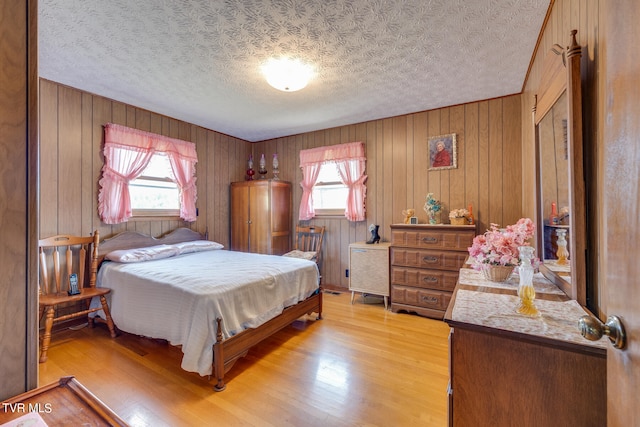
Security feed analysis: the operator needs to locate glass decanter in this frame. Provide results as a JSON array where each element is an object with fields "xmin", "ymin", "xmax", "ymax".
[
  {"xmin": 272, "ymin": 153, "xmax": 280, "ymax": 180},
  {"xmin": 516, "ymin": 246, "xmax": 540, "ymax": 317},
  {"xmin": 258, "ymin": 153, "xmax": 267, "ymax": 179},
  {"xmin": 556, "ymin": 228, "xmax": 569, "ymax": 265}
]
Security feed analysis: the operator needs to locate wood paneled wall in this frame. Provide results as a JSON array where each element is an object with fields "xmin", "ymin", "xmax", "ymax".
[
  {"xmin": 253, "ymin": 97, "xmax": 522, "ymax": 288},
  {"xmin": 39, "ymin": 79, "xmax": 251, "ymax": 249},
  {"xmin": 520, "ymin": 0, "xmax": 603, "ymax": 314},
  {"xmin": 40, "ymin": 78, "xmax": 522, "ymax": 291}
]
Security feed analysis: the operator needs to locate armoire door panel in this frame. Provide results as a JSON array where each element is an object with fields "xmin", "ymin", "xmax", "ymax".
[{"xmin": 230, "ymin": 180, "xmax": 291, "ymax": 255}]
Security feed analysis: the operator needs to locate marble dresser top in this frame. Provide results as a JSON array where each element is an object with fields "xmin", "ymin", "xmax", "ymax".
[
  {"xmin": 447, "ymin": 267, "xmax": 606, "ymax": 351},
  {"xmin": 457, "ymin": 268, "xmax": 566, "ymax": 295}
]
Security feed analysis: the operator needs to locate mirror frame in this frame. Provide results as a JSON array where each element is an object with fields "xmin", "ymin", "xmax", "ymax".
[{"xmin": 533, "ymin": 30, "xmax": 586, "ymax": 305}]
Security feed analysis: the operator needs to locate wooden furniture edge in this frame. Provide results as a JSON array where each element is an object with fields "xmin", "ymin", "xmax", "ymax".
[
  {"xmin": 213, "ymin": 289, "xmax": 323, "ymax": 391},
  {"xmin": 97, "ymin": 227, "xmax": 205, "ymax": 264},
  {"xmin": 1, "ymin": 376, "xmax": 128, "ymax": 426},
  {"xmin": 444, "ymin": 310, "xmax": 606, "ymax": 357}
]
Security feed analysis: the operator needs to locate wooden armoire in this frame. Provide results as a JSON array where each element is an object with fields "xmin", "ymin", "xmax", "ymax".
[{"xmin": 230, "ymin": 180, "xmax": 292, "ymax": 255}]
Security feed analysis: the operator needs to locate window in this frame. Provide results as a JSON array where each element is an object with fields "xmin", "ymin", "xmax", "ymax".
[
  {"xmin": 312, "ymin": 162, "xmax": 348, "ymax": 215},
  {"xmin": 299, "ymin": 141, "xmax": 366, "ymax": 221},
  {"xmin": 99, "ymin": 123, "xmax": 198, "ymax": 224},
  {"xmin": 130, "ymin": 153, "xmax": 180, "ymax": 217}
]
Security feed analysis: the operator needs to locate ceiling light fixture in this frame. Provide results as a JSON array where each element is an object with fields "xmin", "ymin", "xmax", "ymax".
[{"xmin": 262, "ymin": 58, "xmax": 314, "ymax": 92}]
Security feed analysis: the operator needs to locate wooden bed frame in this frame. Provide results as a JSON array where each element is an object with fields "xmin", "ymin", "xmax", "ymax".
[{"xmin": 98, "ymin": 227, "xmax": 323, "ymax": 391}]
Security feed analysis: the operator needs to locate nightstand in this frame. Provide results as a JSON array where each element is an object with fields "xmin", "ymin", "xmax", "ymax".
[{"xmin": 349, "ymin": 242, "xmax": 391, "ymax": 309}]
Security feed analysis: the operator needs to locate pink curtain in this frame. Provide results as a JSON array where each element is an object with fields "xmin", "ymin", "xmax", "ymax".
[
  {"xmin": 167, "ymin": 153, "xmax": 197, "ymax": 222},
  {"xmin": 299, "ymin": 141, "xmax": 367, "ymax": 221},
  {"xmin": 336, "ymin": 157, "xmax": 367, "ymax": 221},
  {"xmin": 98, "ymin": 123, "xmax": 198, "ymax": 224},
  {"xmin": 299, "ymin": 162, "xmax": 323, "ymax": 220}
]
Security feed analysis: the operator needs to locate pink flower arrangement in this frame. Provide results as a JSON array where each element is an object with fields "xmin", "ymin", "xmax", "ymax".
[{"xmin": 468, "ymin": 218, "xmax": 536, "ymax": 267}]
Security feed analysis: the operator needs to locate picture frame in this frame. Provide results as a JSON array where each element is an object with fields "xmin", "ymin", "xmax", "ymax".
[
  {"xmin": 409, "ymin": 216, "xmax": 418, "ymax": 225},
  {"xmin": 428, "ymin": 133, "xmax": 457, "ymax": 170}
]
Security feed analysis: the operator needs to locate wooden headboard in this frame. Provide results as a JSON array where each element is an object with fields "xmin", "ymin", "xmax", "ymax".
[{"xmin": 97, "ymin": 227, "xmax": 206, "ymax": 264}]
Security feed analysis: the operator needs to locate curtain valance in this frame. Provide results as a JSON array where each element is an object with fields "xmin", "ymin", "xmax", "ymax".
[
  {"xmin": 299, "ymin": 141, "xmax": 366, "ymax": 166},
  {"xmin": 98, "ymin": 123, "xmax": 198, "ymax": 224},
  {"xmin": 103, "ymin": 123, "xmax": 197, "ymax": 160}
]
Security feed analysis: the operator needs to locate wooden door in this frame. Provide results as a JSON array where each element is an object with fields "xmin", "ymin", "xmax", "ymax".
[
  {"xmin": 269, "ymin": 181, "xmax": 292, "ymax": 255},
  {"xmin": 230, "ymin": 182, "xmax": 250, "ymax": 252},
  {"xmin": 249, "ymin": 181, "xmax": 270, "ymax": 254},
  {"xmin": 603, "ymin": 2, "xmax": 640, "ymax": 425},
  {"xmin": 0, "ymin": 0, "xmax": 38, "ymax": 398}
]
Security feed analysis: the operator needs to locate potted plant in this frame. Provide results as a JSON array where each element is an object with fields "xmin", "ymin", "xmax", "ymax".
[
  {"xmin": 449, "ymin": 208, "xmax": 470, "ymax": 225},
  {"xmin": 468, "ymin": 218, "xmax": 537, "ymax": 281}
]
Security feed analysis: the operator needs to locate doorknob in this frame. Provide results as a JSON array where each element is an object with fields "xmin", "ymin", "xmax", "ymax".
[{"xmin": 578, "ymin": 315, "xmax": 626, "ymax": 349}]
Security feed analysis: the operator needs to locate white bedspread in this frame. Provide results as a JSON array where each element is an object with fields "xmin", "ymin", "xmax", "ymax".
[{"xmin": 96, "ymin": 250, "xmax": 320, "ymax": 376}]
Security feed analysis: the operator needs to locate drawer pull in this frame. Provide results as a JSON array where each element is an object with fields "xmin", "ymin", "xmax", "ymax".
[
  {"xmin": 422, "ymin": 256, "xmax": 438, "ymax": 263},
  {"xmin": 422, "ymin": 236, "xmax": 438, "ymax": 243},
  {"xmin": 422, "ymin": 295, "xmax": 439, "ymax": 304},
  {"xmin": 423, "ymin": 276, "xmax": 438, "ymax": 283}
]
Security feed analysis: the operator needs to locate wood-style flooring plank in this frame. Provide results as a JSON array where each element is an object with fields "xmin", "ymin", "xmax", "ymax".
[{"xmin": 39, "ymin": 292, "xmax": 450, "ymax": 426}]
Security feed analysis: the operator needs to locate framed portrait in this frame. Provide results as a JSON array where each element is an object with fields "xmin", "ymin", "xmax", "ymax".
[{"xmin": 428, "ymin": 133, "xmax": 457, "ymax": 170}]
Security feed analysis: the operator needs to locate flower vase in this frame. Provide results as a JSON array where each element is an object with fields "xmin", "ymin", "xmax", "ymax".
[
  {"xmin": 427, "ymin": 211, "xmax": 441, "ymax": 224},
  {"xmin": 481, "ymin": 265, "xmax": 514, "ymax": 282},
  {"xmin": 516, "ymin": 246, "xmax": 540, "ymax": 317}
]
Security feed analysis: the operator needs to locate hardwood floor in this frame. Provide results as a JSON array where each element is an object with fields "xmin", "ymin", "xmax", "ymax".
[{"xmin": 38, "ymin": 291, "xmax": 450, "ymax": 426}]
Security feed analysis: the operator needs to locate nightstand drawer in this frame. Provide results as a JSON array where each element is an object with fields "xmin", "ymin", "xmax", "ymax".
[
  {"xmin": 391, "ymin": 266, "xmax": 459, "ymax": 291},
  {"xmin": 390, "ymin": 248, "xmax": 467, "ymax": 270},
  {"xmin": 390, "ymin": 285, "xmax": 451, "ymax": 311}
]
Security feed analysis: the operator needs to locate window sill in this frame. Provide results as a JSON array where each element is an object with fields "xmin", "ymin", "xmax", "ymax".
[{"xmin": 129, "ymin": 215, "xmax": 182, "ymax": 221}]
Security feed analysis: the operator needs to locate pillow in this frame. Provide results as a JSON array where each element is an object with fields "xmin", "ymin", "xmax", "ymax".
[
  {"xmin": 283, "ymin": 250, "xmax": 317, "ymax": 261},
  {"xmin": 105, "ymin": 244, "xmax": 180, "ymax": 263},
  {"xmin": 174, "ymin": 240, "xmax": 224, "ymax": 255}
]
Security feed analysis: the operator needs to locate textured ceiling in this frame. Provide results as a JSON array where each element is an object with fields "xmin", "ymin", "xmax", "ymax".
[{"xmin": 39, "ymin": 0, "xmax": 549, "ymax": 142}]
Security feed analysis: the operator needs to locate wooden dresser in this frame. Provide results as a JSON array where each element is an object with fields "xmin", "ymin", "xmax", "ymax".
[
  {"xmin": 230, "ymin": 180, "xmax": 291, "ymax": 255},
  {"xmin": 444, "ymin": 267, "xmax": 606, "ymax": 427},
  {"xmin": 389, "ymin": 224, "xmax": 476, "ymax": 319}
]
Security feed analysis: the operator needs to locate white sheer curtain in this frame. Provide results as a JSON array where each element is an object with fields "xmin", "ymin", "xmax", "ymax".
[
  {"xmin": 98, "ymin": 123, "xmax": 198, "ymax": 224},
  {"xmin": 298, "ymin": 141, "xmax": 366, "ymax": 221}
]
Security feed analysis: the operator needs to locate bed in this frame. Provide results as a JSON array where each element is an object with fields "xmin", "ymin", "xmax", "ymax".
[{"xmin": 95, "ymin": 227, "xmax": 322, "ymax": 391}]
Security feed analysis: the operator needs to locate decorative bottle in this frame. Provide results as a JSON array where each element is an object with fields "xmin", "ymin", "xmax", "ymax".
[
  {"xmin": 516, "ymin": 246, "xmax": 540, "ymax": 317},
  {"xmin": 467, "ymin": 204, "xmax": 475, "ymax": 225},
  {"xmin": 246, "ymin": 155, "xmax": 255, "ymax": 181},
  {"xmin": 556, "ymin": 228, "xmax": 569, "ymax": 265},
  {"xmin": 549, "ymin": 202, "xmax": 559, "ymax": 225},
  {"xmin": 272, "ymin": 153, "xmax": 280, "ymax": 180},
  {"xmin": 258, "ymin": 154, "xmax": 267, "ymax": 179}
]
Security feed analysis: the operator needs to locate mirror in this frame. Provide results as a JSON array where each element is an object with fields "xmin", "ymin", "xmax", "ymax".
[{"xmin": 533, "ymin": 30, "xmax": 587, "ymax": 305}]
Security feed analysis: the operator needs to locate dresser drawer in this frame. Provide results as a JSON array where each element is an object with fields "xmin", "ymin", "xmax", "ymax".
[
  {"xmin": 390, "ymin": 285, "xmax": 451, "ymax": 311},
  {"xmin": 391, "ymin": 266, "xmax": 459, "ymax": 291},
  {"xmin": 390, "ymin": 228, "xmax": 475, "ymax": 250},
  {"xmin": 390, "ymin": 247, "xmax": 467, "ymax": 270}
]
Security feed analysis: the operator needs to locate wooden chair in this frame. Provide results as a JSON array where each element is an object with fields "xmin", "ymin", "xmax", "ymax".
[
  {"xmin": 38, "ymin": 231, "xmax": 116, "ymax": 363},
  {"xmin": 291, "ymin": 225, "xmax": 325, "ymax": 267}
]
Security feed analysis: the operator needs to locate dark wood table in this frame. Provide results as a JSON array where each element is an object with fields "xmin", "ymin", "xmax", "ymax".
[{"xmin": 0, "ymin": 376, "xmax": 127, "ymax": 426}]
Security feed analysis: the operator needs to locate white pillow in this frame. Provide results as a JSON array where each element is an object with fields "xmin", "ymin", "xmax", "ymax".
[
  {"xmin": 174, "ymin": 240, "xmax": 224, "ymax": 255},
  {"xmin": 283, "ymin": 250, "xmax": 317, "ymax": 261},
  {"xmin": 105, "ymin": 244, "xmax": 180, "ymax": 263}
]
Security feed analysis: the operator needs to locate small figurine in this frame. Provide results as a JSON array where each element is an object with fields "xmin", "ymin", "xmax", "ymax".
[{"xmin": 402, "ymin": 209, "xmax": 415, "ymax": 224}]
